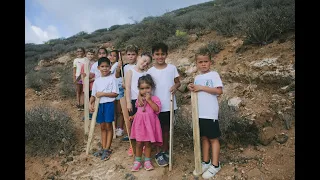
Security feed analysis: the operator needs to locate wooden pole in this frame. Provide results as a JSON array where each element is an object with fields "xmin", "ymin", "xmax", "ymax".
[
  {"xmin": 118, "ymin": 51, "xmax": 134, "ymax": 156},
  {"xmin": 86, "ymin": 97, "xmax": 100, "ymax": 155},
  {"xmin": 83, "ymin": 61, "xmax": 90, "ymax": 135},
  {"xmin": 169, "ymin": 93, "xmax": 174, "ymax": 171},
  {"xmin": 191, "ymin": 91, "xmax": 202, "ymax": 176}
]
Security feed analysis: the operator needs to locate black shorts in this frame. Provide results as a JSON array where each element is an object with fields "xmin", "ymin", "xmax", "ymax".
[
  {"xmin": 158, "ymin": 111, "xmax": 175, "ymax": 127},
  {"xmin": 129, "ymin": 99, "xmax": 137, "ymax": 117},
  {"xmin": 89, "ymin": 90, "xmax": 92, "ymax": 99},
  {"xmin": 199, "ymin": 118, "xmax": 221, "ymax": 139}
]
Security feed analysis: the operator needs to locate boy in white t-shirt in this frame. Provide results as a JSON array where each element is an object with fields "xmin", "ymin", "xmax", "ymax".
[
  {"xmin": 115, "ymin": 45, "xmax": 138, "ymax": 147},
  {"xmin": 143, "ymin": 42, "xmax": 181, "ymax": 167},
  {"xmin": 187, "ymin": 47, "xmax": 223, "ymax": 179},
  {"xmin": 89, "ymin": 47, "xmax": 108, "ymax": 81},
  {"xmin": 89, "ymin": 57, "xmax": 119, "ymax": 161}
]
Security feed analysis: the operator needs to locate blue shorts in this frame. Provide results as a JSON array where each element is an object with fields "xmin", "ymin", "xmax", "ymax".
[
  {"xmin": 115, "ymin": 86, "xmax": 124, "ymax": 100},
  {"xmin": 96, "ymin": 102, "xmax": 114, "ymax": 124}
]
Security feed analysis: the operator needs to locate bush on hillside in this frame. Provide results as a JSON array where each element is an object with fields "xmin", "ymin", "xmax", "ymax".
[
  {"xmin": 59, "ymin": 67, "xmax": 76, "ymax": 98},
  {"xmin": 25, "ymin": 105, "xmax": 77, "ymax": 156},
  {"xmin": 25, "ymin": 69, "xmax": 52, "ymax": 91},
  {"xmin": 219, "ymin": 100, "xmax": 259, "ymax": 146},
  {"xmin": 165, "ymin": 34, "xmax": 188, "ymax": 50}
]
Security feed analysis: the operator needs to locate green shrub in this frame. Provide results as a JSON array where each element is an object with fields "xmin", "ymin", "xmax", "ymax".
[
  {"xmin": 175, "ymin": 30, "xmax": 187, "ymax": 36},
  {"xmin": 219, "ymin": 100, "xmax": 259, "ymax": 146},
  {"xmin": 165, "ymin": 35, "xmax": 188, "ymax": 50},
  {"xmin": 59, "ymin": 66, "xmax": 76, "ymax": 98},
  {"xmin": 25, "ymin": 105, "xmax": 77, "ymax": 156},
  {"xmin": 25, "ymin": 69, "xmax": 52, "ymax": 91},
  {"xmin": 207, "ymin": 41, "xmax": 224, "ymax": 54}
]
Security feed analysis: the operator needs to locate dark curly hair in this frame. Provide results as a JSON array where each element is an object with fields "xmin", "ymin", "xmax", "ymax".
[{"xmin": 138, "ymin": 74, "xmax": 156, "ymax": 89}]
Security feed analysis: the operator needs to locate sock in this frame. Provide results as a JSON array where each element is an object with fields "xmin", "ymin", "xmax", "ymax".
[
  {"xmin": 135, "ymin": 157, "xmax": 142, "ymax": 162},
  {"xmin": 212, "ymin": 163, "xmax": 219, "ymax": 168},
  {"xmin": 204, "ymin": 161, "xmax": 210, "ymax": 164},
  {"xmin": 145, "ymin": 157, "xmax": 151, "ymax": 161}
]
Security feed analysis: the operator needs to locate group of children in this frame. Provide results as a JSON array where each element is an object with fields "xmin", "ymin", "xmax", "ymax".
[{"xmin": 72, "ymin": 42, "xmax": 223, "ymax": 179}]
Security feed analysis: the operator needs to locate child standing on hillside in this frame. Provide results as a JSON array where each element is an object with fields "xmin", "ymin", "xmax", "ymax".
[
  {"xmin": 90, "ymin": 47, "xmax": 108, "ymax": 81},
  {"xmin": 130, "ymin": 74, "xmax": 163, "ymax": 172},
  {"xmin": 109, "ymin": 49, "xmax": 125, "ymax": 137},
  {"xmin": 187, "ymin": 47, "xmax": 223, "ymax": 179},
  {"xmin": 141, "ymin": 42, "xmax": 181, "ymax": 167},
  {"xmin": 80, "ymin": 49, "xmax": 96, "ymax": 119},
  {"xmin": 115, "ymin": 45, "xmax": 139, "ymax": 144},
  {"xmin": 125, "ymin": 51, "xmax": 152, "ymax": 156},
  {"xmin": 89, "ymin": 57, "xmax": 119, "ymax": 160},
  {"xmin": 73, "ymin": 47, "xmax": 86, "ymax": 111}
]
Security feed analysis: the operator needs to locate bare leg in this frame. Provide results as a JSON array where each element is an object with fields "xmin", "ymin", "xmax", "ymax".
[
  {"xmin": 144, "ymin": 142, "xmax": 152, "ymax": 158},
  {"xmin": 100, "ymin": 123, "xmax": 108, "ymax": 149},
  {"xmin": 210, "ymin": 138, "xmax": 220, "ymax": 166},
  {"xmin": 201, "ymin": 136, "xmax": 210, "ymax": 162},
  {"xmin": 135, "ymin": 141, "xmax": 143, "ymax": 158},
  {"xmin": 79, "ymin": 85, "xmax": 84, "ymax": 106},
  {"xmin": 76, "ymin": 84, "xmax": 81, "ymax": 105},
  {"xmin": 116, "ymin": 101, "xmax": 124, "ymax": 129},
  {"xmin": 105, "ymin": 122, "xmax": 113, "ymax": 149},
  {"xmin": 162, "ymin": 125, "xmax": 169, "ymax": 152}
]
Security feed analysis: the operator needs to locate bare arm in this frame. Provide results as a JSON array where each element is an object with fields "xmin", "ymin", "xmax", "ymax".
[
  {"xmin": 89, "ymin": 96, "xmax": 96, "ymax": 112},
  {"xmin": 170, "ymin": 77, "xmax": 181, "ymax": 93},
  {"xmin": 73, "ymin": 67, "xmax": 77, "ymax": 83},
  {"xmin": 145, "ymin": 94, "xmax": 159, "ymax": 112},
  {"xmin": 96, "ymin": 92, "xmax": 118, "ymax": 98},
  {"xmin": 187, "ymin": 83, "xmax": 223, "ymax": 95}
]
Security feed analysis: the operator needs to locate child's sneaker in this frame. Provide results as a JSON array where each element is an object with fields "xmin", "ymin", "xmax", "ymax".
[
  {"xmin": 202, "ymin": 162, "xmax": 221, "ymax": 179},
  {"xmin": 101, "ymin": 149, "xmax": 112, "ymax": 160},
  {"xmin": 131, "ymin": 161, "xmax": 142, "ymax": 172},
  {"xmin": 122, "ymin": 135, "xmax": 129, "ymax": 142},
  {"xmin": 155, "ymin": 152, "xmax": 168, "ymax": 167},
  {"xmin": 162, "ymin": 151, "xmax": 169, "ymax": 162},
  {"xmin": 128, "ymin": 146, "xmax": 133, "ymax": 156},
  {"xmin": 193, "ymin": 160, "xmax": 211, "ymax": 176},
  {"xmin": 116, "ymin": 128, "xmax": 124, "ymax": 137},
  {"xmin": 144, "ymin": 160, "xmax": 154, "ymax": 171}
]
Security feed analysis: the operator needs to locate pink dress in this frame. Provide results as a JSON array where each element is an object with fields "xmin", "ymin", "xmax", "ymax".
[{"xmin": 130, "ymin": 96, "xmax": 163, "ymax": 146}]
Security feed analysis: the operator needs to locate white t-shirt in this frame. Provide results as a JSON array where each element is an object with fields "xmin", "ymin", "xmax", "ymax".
[
  {"xmin": 110, "ymin": 62, "xmax": 123, "ymax": 89},
  {"xmin": 91, "ymin": 75, "xmax": 119, "ymax": 104},
  {"xmin": 129, "ymin": 67, "xmax": 147, "ymax": 100},
  {"xmin": 73, "ymin": 57, "xmax": 86, "ymax": 77},
  {"xmin": 194, "ymin": 71, "xmax": 223, "ymax": 120},
  {"xmin": 90, "ymin": 62, "xmax": 101, "ymax": 79},
  {"xmin": 123, "ymin": 64, "xmax": 135, "ymax": 77},
  {"xmin": 147, "ymin": 64, "xmax": 179, "ymax": 112}
]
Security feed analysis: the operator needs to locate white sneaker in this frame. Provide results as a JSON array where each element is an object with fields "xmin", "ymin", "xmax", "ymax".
[
  {"xmin": 202, "ymin": 162, "xmax": 221, "ymax": 179},
  {"xmin": 115, "ymin": 128, "xmax": 124, "ymax": 137},
  {"xmin": 193, "ymin": 160, "xmax": 211, "ymax": 176}
]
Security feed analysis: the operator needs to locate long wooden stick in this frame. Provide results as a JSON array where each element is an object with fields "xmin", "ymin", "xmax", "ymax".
[
  {"xmin": 84, "ymin": 61, "xmax": 90, "ymax": 135},
  {"xmin": 191, "ymin": 91, "xmax": 202, "ymax": 176},
  {"xmin": 169, "ymin": 93, "xmax": 174, "ymax": 171},
  {"xmin": 86, "ymin": 97, "xmax": 100, "ymax": 155},
  {"xmin": 119, "ymin": 51, "xmax": 134, "ymax": 156}
]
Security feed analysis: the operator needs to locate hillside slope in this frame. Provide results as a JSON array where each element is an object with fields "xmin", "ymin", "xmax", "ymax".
[{"xmin": 25, "ymin": 30, "xmax": 295, "ymax": 180}]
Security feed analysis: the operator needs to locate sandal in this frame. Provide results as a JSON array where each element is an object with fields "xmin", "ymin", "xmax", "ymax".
[
  {"xmin": 93, "ymin": 149, "xmax": 103, "ymax": 157},
  {"xmin": 101, "ymin": 149, "xmax": 112, "ymax": 160}
]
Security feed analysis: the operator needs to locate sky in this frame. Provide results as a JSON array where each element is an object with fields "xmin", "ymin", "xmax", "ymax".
[{"xmin": 25, "ymin": 0, "xmax": 211, "ymax": 44}]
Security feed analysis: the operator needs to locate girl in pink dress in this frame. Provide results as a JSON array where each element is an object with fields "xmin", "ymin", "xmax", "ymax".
[{"xmin": 130, "ymin": 74, "xmax": 163, "ymax": 172}]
